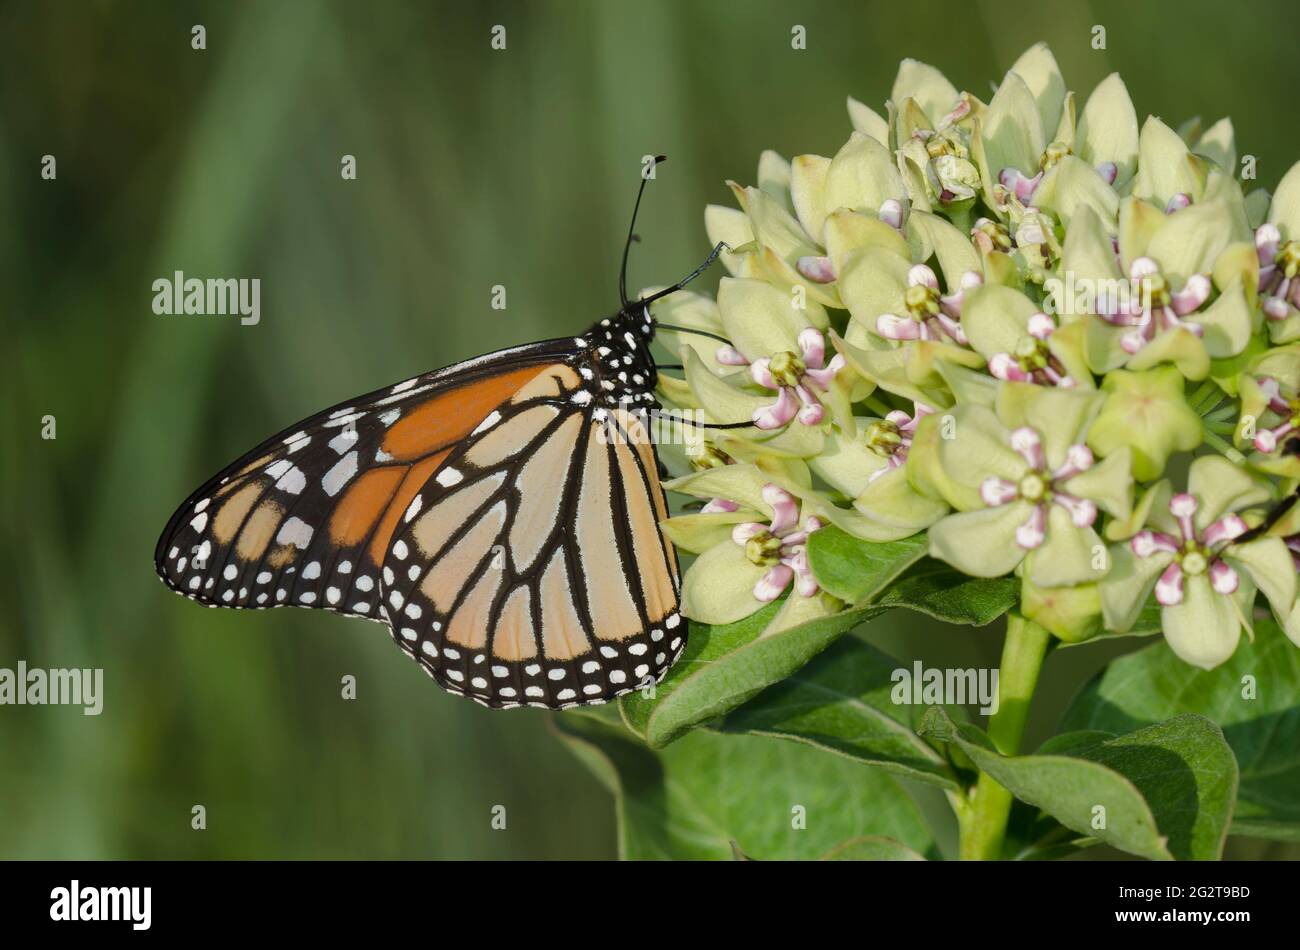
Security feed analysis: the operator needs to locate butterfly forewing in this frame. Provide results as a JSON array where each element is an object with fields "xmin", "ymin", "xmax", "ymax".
[
  {"xmin": 154, "ymin": 342, "xmax": 570, "ymax": 620},
  {"xmin": 380, "ymin": 361, "xmax": 684, "ymax": 708}
]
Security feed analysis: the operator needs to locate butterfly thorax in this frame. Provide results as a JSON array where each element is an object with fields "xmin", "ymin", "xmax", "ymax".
[{"xmin": 573, "ymin": 305, "xmax": 660, "ymax": 410}]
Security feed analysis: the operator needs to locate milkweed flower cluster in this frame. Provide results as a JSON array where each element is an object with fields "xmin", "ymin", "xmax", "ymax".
[{"xmin": 654, "ymin": 43, "xmax": 1300, "ymax": 669}]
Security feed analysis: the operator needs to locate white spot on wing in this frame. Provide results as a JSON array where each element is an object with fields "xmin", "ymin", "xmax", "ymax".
[
  {"xmin": 472, "ymin": 410, "xmax": 502, "ymax": 435},
  {"xmin": 328, "ymin": 430, "xmax": 358, "ymax": 454},
  {"xmin": 322, "ymin": 451, "xmax": 359, "ymax": 497},
  {"xmin": 276, "ymin": 517, "xmax": 314, "ymax": 550},
  {"xmin": 435, "ymin": 467, "xmax": 463, "ymax": 488}
]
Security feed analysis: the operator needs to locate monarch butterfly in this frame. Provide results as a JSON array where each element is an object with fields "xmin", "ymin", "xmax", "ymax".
[{"xmin": 155, "ymin": 158, "xmax": 737, "ymax": 709}]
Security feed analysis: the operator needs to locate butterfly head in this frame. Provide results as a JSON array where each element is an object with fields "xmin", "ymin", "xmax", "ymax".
[{"xmin": 578, "ymin": 305, "xmax": 660, "ymax": 410}]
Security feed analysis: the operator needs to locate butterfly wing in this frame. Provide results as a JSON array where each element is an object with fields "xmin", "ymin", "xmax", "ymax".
[
  {"xmin": 155, "ymin": 340, "xmax": 573, "ymax": 621},
  {"xmin": 379, "ymin": 361, "xmax": 684, "ymax": 708}
]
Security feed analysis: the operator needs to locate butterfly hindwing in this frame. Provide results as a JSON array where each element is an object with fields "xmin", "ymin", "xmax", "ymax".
[
  {"xmin": 154, "ymin": 341, "xmax": 571, "ymax": 621},
  {"xmin": 379, "ymin": 360, "xmax": 684, "ymax": 708}
]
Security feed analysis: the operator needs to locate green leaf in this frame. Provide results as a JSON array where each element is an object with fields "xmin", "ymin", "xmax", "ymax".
[
  {"xmin": 920, "ymin": 708, "xmax": 1238, "ymax": 860},
  {"xmin": 718, "ymin": 636, "xmax": 962, "ymax": 789},
  {"xmin": 619, "ymin": 600, "xmax": 886, "ymax": 748},
  {"xmin": 552, "ymin": 713, "xmax": 936, "ymax": 860},
  {"xmin": 875, "ymin": 558, "xmax": 1020, "ymax": 625},
  {"xmin": 821, "ymin": 836, "xmax": 927, "ymax": 860},
  {"xmin": 806, "ymin": 525, "xmax": 928, "ymax": 604},
  {"xmin": 1063, "ymin": 617, "xmax": 1300, "ymax": 841}
]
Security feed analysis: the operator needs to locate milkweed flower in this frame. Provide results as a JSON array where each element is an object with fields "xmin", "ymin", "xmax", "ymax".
[
  {"xmin": 1101, "ymin": 457, "xmax": 1297, "ymax": 669},
  {"xmin": 719, "ymin": 326, "xmax": 847, "ymax": 428},
  {"xmin": 661, "ymin": 42, "xmax": 1300, "ymax": 675},
  {"xmin": 874, "ymin": 264, "xmax": 980, "ymax": 345},
  {"xmin": 660, "ymin": 464, "xmax": 838, "ymax": 633},
  {"xmin": 911, "ymin": 386, "xmax": 1133, "ymax": 588},
  {"xmin": 730, "ymin": 486, "xmax": 822, "ymax": 601}
]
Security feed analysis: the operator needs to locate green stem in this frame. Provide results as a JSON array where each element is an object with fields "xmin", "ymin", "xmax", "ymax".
[
  {"xmin": 958, "ymin": 613, "xmax": 1051, "ymax": 861},
  {"xmin": 1202, "ymin": 424, "xmax": 1247, "ymax": 465}
]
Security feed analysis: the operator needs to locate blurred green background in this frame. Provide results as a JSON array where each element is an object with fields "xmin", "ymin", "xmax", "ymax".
[{"xmin": 3, "ymin": 0, "xmax": 1299, "ymax": 859}]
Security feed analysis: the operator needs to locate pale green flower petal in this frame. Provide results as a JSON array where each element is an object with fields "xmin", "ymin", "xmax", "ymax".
[
  {"xmin": 717, "ymin": 277, "xmax": 808, "ymax": 358},
  {"xmin": 1187, "ymin": 454, "xmax": 1271, "ymax": 528},
  {"xmin": 838, "ymin": 245, "xmax": 912, "ymax": 328},
  {"xmin": 1087, "ymin": 366, "xmax": 1203, "ymax": 480},
  {"xmin": 852, "ymin": 464, "xmax": 948, "ymax": 534},
  {"xmin": 729, "ymin": 181, "xmax": 819, "ymax": 265},
  {"xmin": 665, "ymin": 460, "xmax": 773, "ymax": 510},
  {"xmin": 822, "ymin": 132, "xmax": 906, "ymax": 224},
  {"xmin": 752, "ymin": 244, "xmax": 842, "ymax": 312},
  {"xmin": 649, "ymin": 289, "xmax": 727, "ymax": 374},
  {"xmin": 1193, "ymin": 280, "xmax": 1254, "ymax": 359},
  {"xmin": 1211, "ymin": 242, "xmax": 1260, "ymax": 308},
  {"xmin": 807, "ymin": 425, "xmax": 889, "ymax": 497},
  {"xmin": 1106, "ymin": 479, "xmax": 1172, "ymax": 541},
  {"xmin": 979, "ymin": 71, "xmax": 1044, "ymax": 182},
  {"xmin": 1269, "ymin": 313, "xmax": 1300, "ymax": 345},
  {"xmin": 1059, "ymin": 206, "xmax": 1122, "ymax": 319},
  {"xmin": 1123, "ymin": 326, "xmax": 1211, "ymax": 380},
  {"xmin": 906, "ymin": 211, "xmax": 981, "ymax": 288},
  {"xmin": 1266, "ymin": 159, "xmax": 1300, "ymax": 236},
  {"xmin": 1009, "ymin": 43, "xmax": 1066, "ymax": 144},
  {"xmin": 754, "ymin": 458, "xmax": 931, "ymax": 542},
  {"xmin": 1228, "ymin": 537, "xmax": 1296, "ymax": 619},
  {"xmin": 824, "ymin": 209, "xmax": 912, "ymax": 275},
  {"xmin": 1059, "ymin": 445, "xmax": 1133, "ymax": 521},
  {"xmin": 847, "ymin": 95, "xmax": 889, "ymax": 143},
  {"xmin": 1046, "ymin": 319, "xmax": 1094, "ymax": 387},
  {"xmin": 757, "ymin": 149, "xmax": 794, "ymax": 212},
  {"xmin": 1161, "ymin": 574, "xmax": 1244, "ymax": 670},
  {"xmin": 1117, "ymin": 196, "xmax": 1166, "ymax": 271},
  {"xmin": 892, "ymin": 58, "xmax": 958, "ymax": 121},
  {"xmin": 962, "ymin": 284, "xmax": 1039, "ymax": 359},
  {"xmin": 994, "ymin": 382, "xmax": 1103, "ymax": 470},
  {"xmin": 1033, "ymin": 155, "xmax": 1119, "ymax": 230},
  {"xmin": 790, "ymin": 153, "xmax": 832, "ymax": 244},
  {"xmin": 1053, "ymin": 90, "xmax": 1076, "ymax": 147},
  {"xmin": 1192, "ymin": 117, "xmax": 1236, "ymax": 172},
  {"xmin": 1075, "ymin": 73, "xmax": 1139, "ymax": 186},
  {"xmin": 907, "ymin": 411, "xmax": 974, "ymax": 507},
  {"xmin": 1130, "ymin": 115, "xmax": 1207, "ymax": 208},
  {"xmin": 1145, "ymin": 191, "xmax": 1250, "ymax": 287},
  {"xmin": 1245, "ymin": 188, "xmax": 1272, "ymax": 229},
  {"xmin": 660, "ymin": 510, "xmax": 762, "ymax": 555},
  {"xmin": 765, "ymin": 589, "xmax": 842, "ymax": 637},
  {"xmin": 934, "ymin": 360, "xmax": 998, "ymax": 407},
  {"xmin": 832, "ymin": 331, "xmax": 952, "ymax": 409},
  {"xmin": 1100, "ymin": 542, "xmax": 1173, "ymax": 633},
  {"xmin": 928, "ymin": 502, "xmax": 1035, "ymax": 578},
  {"xmin": 1026, "ymin": 507, "xmax": 1106, "ymax": 587},
  {"xmin": 657, "ymin": 372, "xmax": 699, "ymax": 410},
  {"xmin": 937, "ymin": 403, "xmax": 1032, "ymax": 508},
  {"xmin": 705, "ymin": 203, "xmax": 757, "ymax": 276},
  {"xmin": 681, "ymin": 541, "xmax": 769, "ymax": 625}
]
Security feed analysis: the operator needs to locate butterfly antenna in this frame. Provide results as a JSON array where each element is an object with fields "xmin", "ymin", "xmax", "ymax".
[
  {"xmin": 638, "ymin": 241, "xmax": 730, "ymax": 308},
  {"xmin": 655, "ymin": 323, "xmax": 732, "ymax": 345},
  {"xmin": 620, "ymin": 155, "xmax": 667, "ymax": 308}
]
